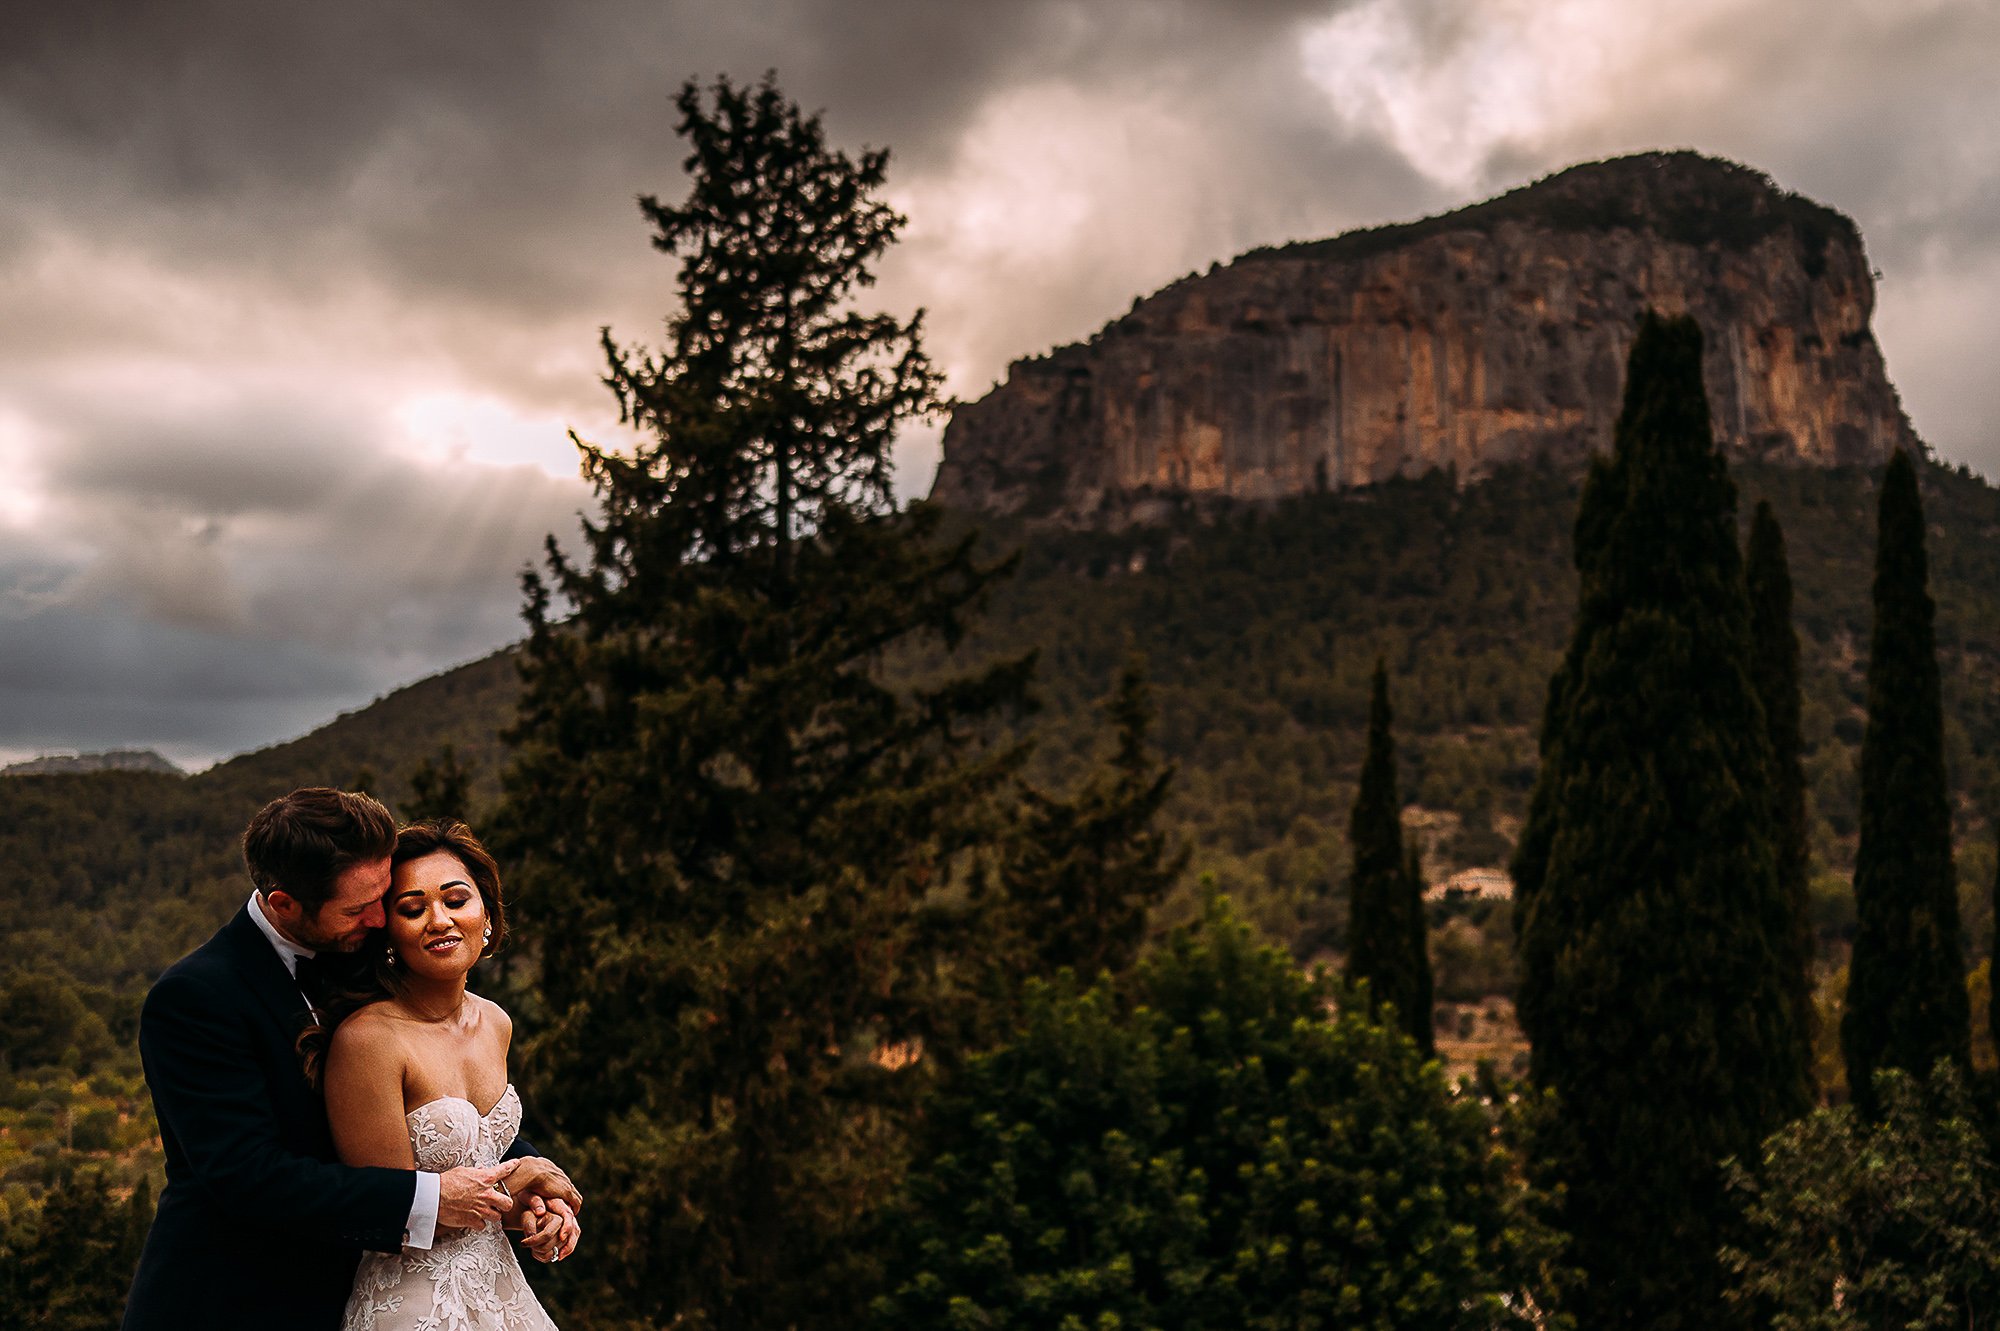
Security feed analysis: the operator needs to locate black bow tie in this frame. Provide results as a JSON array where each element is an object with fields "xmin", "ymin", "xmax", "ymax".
[
  {"xmin": 295, "ymin": 951, "xmax": 356, "ymax": 1004},
  {"xmin": 293, "ymin": 953, "xmax": 330, "ymax": 1004}
]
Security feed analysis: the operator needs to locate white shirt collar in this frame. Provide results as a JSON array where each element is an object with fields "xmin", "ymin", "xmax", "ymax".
[{"xmin": 247, "ymin": 889, "xmax": 316, "ymax": 978}]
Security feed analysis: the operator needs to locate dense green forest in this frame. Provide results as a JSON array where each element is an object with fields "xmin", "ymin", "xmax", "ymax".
[
  {"xmin": 9, "ymin": 453, "xmax": 2000, "ymax": 1008},
  {"xmin": 5, "ymin": 450, "xmax": 2000, "ymax": 1296}
]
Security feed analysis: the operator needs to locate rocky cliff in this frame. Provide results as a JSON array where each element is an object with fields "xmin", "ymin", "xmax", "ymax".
[{"xmin": 930, "ymin": 152, "xmax": 1915, "ymax": 521}]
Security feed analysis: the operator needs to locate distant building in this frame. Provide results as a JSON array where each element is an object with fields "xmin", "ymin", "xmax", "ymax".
[{"xmin": 1425, "ymin": 867, "xmax": 1514, "ymax": 902}]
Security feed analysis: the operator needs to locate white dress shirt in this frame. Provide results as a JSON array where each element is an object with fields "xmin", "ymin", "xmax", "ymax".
[{"xmin": 248, "ymin": 891, "xmax": 440, "ymax": 1250}]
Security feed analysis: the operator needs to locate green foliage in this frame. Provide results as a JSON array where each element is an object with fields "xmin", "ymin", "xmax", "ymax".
[
  {"xmin": 1, "ymin": 1166, "xmax": 146, "ymax": 1330},
  {"xmin": 0, "ymin": 974, "xmax": 113, "ymax": 1073},
  {"xmin": 873, "ymin": 892, "xmax": 1568, "ymax": 1330},
  {"xmin": 997, "ymin": 655, "xmax": 1188, "ymax": 983},
  {"xmin": 6, "ymin": 428, "xmax": 2000, "ymax": 1331},
  {"xmin": 12, "ymin": 453, "xmax": 2000, "ymax": 1053},
  {"xmin": 1512, "ymin": 313, "xmax": 1814, "ymax": 1329},
  {"xmin": 1842, "ymin": 450, "xmax": 1973, "ymax": 1116},
  {"xmin": 1746, "ymin": 501, "xmax": 1819, "ymax": 1089},
  {"xmin": 497, "ymin": 75, "xmax": 1037, "ymax": 1331},
  {"xmin": 1724, "ymin": 1063, "xmax": 2000, "ymax": 1328},
  {"xmin": 402, "ymin": 742, "xmax": 474, "ymax": 824},
  {"xmin": 937, "ymin": 461, "xmax": 1579, "ymax": 949},
  {"xmin": 1343, "ymin": 661, "xmax": 1434, "ymax": 1054}
]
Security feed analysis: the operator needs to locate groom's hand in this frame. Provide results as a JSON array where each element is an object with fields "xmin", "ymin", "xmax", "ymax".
[
  {"xmin": 501, "ymin": 1156, "xmax": 582, "ymax": 1213},
  {"xmin": 437, "ymin": 1163, "xmax": 518, "ymax": 1229}
]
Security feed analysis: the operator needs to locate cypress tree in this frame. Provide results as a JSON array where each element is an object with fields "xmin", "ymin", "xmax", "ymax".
[
  {"xmin": 1512, "ymin": 313, "xmax": 1812, "ymax": 1330},
  {"xmin": 1345, "ymin": 659, "xmax": 1433, "ymax": 1055},
  {"xmin": 1745, "ymin": 501, "xmax": 1818, "ymax": 1088},
  {"xmin": 1841, "ymin": 448, "xmax": 1971, "ymax": 1116}
]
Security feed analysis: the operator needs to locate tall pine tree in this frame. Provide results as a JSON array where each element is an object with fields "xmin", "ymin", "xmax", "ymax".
[
  {"xmin": 1745, "ymin": 501, "xmax": 1818, "ymax": 1090},
  {"xmin": 498, "ymin": 75, "xmax": 1036, "ymax": 1330},
  {"xmin": 1344, "ymin": 659, "xmax": 1434, "ymax": 1055},
  {"xmin": 1841, "ymin": 448, "xmax": 1971, "ymax": 1117},
  {"xmin": 1512, "ymin": 313, "xmax": 1812, "ymax": 1330}
]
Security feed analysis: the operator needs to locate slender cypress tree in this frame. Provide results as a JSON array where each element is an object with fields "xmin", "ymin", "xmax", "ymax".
[
  {"xmin": 1841, "ymin": 448, "xmax": 1971, "ymax": 1116},
  {"xmin": 1512, "ymin": 313, "xmax": 1812, "ymax": 1330},
  {"xmin": 1745, "ymin": 501, "xmax": 1818, "ymax": 1088},
  {"xmin": 1345, "ymin": 659, "xmax": 1434, "ymax": 1055}
]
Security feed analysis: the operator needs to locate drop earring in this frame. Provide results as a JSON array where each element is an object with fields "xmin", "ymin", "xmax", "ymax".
[
  {"xmin": 482, "ymin": 926, "xmax": 493, "ymax": 946},
  {"xmin": 383, "ymin": 944, "xmax": 396, "ymax": 968}
]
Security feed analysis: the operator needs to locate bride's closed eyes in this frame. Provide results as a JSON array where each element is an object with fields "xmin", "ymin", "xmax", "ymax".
[
  {"xmin": 384, "ymin": 850, "xmax": 499, "ymax": 975},
  {"xmin": 397, "ymin": 886, "xmax": 474, "ymax": 919}
]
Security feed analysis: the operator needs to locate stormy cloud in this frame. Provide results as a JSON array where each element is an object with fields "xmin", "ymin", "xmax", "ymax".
[{"xmin": 1, "ymin": 0, "xmax": 1996, "ymax": 765}]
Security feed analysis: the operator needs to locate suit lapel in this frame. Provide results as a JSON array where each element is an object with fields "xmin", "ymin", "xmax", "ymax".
[
  {"xmin": 219, "ymin": 906, "xmax": 318, "ymax": 1037},
  {"xmin": 215, "ymin": 905, "xmax": 337, "ymax": 1152}
]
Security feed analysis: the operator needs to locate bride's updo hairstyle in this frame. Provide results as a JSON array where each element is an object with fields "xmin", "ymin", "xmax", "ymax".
[{"xmin": 297, "ymin": 818, "xmax": 510, "ymax": 1088}]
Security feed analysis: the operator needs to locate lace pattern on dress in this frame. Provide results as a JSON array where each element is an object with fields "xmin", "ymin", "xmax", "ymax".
[{"xmin": 342, "ymin": 1085, "xmax": 559, "ymax": 1331}]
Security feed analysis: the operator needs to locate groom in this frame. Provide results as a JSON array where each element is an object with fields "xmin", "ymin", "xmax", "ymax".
[{"xmin": 123, "ymin": 787, "xmax": 581, "ymax": 1330}]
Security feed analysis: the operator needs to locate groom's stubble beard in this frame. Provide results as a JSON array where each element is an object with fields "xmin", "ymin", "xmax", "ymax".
[
  {"xmin": 285, "ymin": 854, "xmax": 392, "ymax": 953},
  {"xmin": 292, "ymin": 911, "xmax": 372, "ymax": 953}
]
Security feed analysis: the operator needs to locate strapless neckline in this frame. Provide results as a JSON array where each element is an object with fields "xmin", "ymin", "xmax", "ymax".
[
  {"xmin": 406, "ymin": 1082, "xmax": 516, "ymax": 1122},
  {"xmin": 346, "ymin": 1080, "xmax": 554, "ymax": 1328}
]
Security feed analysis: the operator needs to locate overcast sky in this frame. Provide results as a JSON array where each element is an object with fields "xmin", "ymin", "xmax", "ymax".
[{"xmin": 3, "ymin": 0, "xmax": 1997, "ymax": 769}]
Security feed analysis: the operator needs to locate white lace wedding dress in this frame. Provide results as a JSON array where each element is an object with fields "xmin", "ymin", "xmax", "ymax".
[{"xmin": 342, "ymin": 1084, "xmax": 559, "ymax": 1331}]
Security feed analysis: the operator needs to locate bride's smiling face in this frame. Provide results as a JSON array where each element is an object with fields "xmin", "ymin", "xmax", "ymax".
[{"xmin": 386, "ymin": 850, "xmax": 491, "ymax": 978}]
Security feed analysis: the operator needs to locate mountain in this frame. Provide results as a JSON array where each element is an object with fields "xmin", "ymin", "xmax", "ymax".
[
  {"xmin": 9, "ymin": 150, "xmax": 1999, "ymax": 1089},
  {"xmin": 1, "ymin": 749, "xmax": 183, "ymax": 777},
  {"xmin": 932, "ymin": 152, "xmax": 1914, "ymax": 522}
]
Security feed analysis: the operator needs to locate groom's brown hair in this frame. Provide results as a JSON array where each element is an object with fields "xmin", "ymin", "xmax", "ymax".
[{"xmin": 243, "ymin": 787, "xmax": 397, "ymax": 914}]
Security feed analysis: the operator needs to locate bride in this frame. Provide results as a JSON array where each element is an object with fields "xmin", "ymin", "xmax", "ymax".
[{"xmin": 311, "ymin": 818, "xmax": 580, "ymax": 1330}]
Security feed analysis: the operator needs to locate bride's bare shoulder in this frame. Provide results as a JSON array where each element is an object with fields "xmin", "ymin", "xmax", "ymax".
[
  {"xmin": 329, "ymin": 1000, "xmax": 402, "ymax": 1047},
  {"xmin": 469, "ymin": 991, "xmax": 512, "ymax": 1039},
  {"xmin": 323, "ymin": 1001, "xmax": 412, "ymax": 1085}
]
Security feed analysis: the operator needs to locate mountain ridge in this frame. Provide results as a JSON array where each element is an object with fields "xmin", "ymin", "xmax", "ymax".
[
  {"xmin": 0, "ymin": 748, "xmax": 184, "ymax": 777},
  {"xmin": 931, "ymin": 151, "xmax": 1913, "ymax": 522}
]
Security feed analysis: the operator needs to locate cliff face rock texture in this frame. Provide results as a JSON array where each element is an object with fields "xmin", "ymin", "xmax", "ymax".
[{"xmin": 930, "ymin": 153, "xmax": 1915, "ymax": 521}]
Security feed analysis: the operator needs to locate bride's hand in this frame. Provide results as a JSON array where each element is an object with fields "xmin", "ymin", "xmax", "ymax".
[{"xmin": 519, "ymin": 1196, "xmax": 580, "ymax": 1263}]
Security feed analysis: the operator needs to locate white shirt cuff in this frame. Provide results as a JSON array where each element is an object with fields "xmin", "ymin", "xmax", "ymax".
[{"xmin": 404, "ymin": 1171, "xmax": 440, "ymax": 1250}]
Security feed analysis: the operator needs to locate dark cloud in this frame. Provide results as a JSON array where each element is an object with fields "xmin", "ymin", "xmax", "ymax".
[
  {"xmin": 2, "ymin": 0, "xmax": 1997, "ymax": 765},
  {"xmin": 0, "ymin": 365, "xmax": 591, "ymax": 763},
  {"xmin": 0, "ymin": 604, "xmax": 374, "ymax": 768}
]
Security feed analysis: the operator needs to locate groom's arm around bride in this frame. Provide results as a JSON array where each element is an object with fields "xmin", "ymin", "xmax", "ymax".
[{"xmin": 120, "ymin": 788, "xmax": 577, "ymax": 1331}]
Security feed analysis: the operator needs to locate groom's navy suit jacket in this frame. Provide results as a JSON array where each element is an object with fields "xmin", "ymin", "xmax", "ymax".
[{"xmin": 122, "ymin": 906, "xmax": 535, "ymax": 1330}]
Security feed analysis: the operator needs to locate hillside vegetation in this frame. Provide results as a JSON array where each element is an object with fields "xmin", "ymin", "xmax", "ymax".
[
  {"xmin": 6, "ymin": 453, "xmax": 2000, "ymax": 1217},
  {"xmin": 13, "ymin": 457, "xmax": 2000, "ymax": 982}
]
